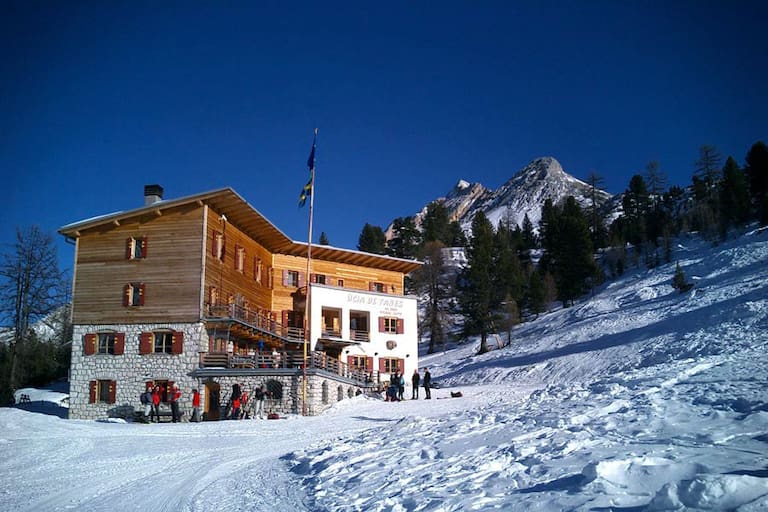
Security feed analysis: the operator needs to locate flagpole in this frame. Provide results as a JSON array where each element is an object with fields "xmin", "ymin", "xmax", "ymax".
[{"xmin": 302, "ymin": 128, "xmax": 317, "ymax": 416}]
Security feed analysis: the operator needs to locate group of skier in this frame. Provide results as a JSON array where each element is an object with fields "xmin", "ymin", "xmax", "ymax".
[
  {"xmin": 386, "ymin": 367, "xmax": 431, "ymax": 401},
  {"xmin": 228, "ymin": 382, "xmax": 270, "ymax": 420},
  {"xmin": 139, "ymin": 383, "xmax": 184, "ymax": 423}
]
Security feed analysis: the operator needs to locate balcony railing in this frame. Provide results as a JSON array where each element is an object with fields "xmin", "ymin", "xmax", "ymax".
[
  {"xmin": 200, "ymin": 350, "xmax": 380, "ymax": 387},
  {"xmin": 206, "ymin": 303, "xmax": 304, "ymax": 343}
]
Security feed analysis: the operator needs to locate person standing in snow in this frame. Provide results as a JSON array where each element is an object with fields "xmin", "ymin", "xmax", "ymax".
[
  {"xmin": 191, "ymin": 389, "xmax": 201, "ymax": 422},
  {"xmin": 398, "ymin": 372, "xmax": 405, "ymax": 401},
  {"xmin": 141, "ymin": 387, "xmax": 152, "ymax": 422},
  {"xmin": 411, "ymin": 369, "xmax": 420, "ymax": 399},
  {"xmin": 170, "ymin": 384, "xmax": 182, "ymax": 423},
  {"xmin": 253, "ymin": 384, "xmax": 268, "ymax": 419},
  {"xmin": 151, "ymin": 385, "xmax": 162, "ymax": 423},
  {"xmin": 423, "ymin": 367, "xmax": 432, "ymax": 399}
]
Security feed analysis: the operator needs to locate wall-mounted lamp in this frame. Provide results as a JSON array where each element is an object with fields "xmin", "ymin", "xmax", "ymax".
[
  {"xmin": 406, "ymin": 354, "xmax": 410, "ymax": 358},
  {"xmin": 374, "ymin": 352, "xmax": 378, "ymax": 357}
]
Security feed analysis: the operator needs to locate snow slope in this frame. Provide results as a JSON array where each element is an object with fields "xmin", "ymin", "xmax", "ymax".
[{"xmin": 1, "ymin": 229, "xmax": 767, "ymax": 511}]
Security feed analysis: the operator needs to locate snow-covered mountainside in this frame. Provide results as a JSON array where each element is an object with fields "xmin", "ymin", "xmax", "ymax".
[
  {"xmin": 1, "ymin": 229, "xmax": 767, "ymax": 511},
  {"xmin": 391, "ymin": 156, "xmax": 613, "ymax": 237}
]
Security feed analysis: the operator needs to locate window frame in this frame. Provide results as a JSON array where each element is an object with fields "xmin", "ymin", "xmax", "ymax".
[
  {"xmin": 97, "ymin": 333, "xmax": 116, "ymax": 354},
  {"xmin": 153, "ymin": 331, "xmax": 174, "ymax": 354}
]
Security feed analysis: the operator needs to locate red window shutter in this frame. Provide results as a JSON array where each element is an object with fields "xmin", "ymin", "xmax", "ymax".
[
  {"xmin": 108, "ymin": 381, "xmax": 116, "ymax": 404},
  {"xmin": 125, "ymin": 238, "xmax": 133, "ymax": 259},
  {"xmin": 84, "ymin": 333, "xmax": 97, "ymax": 355},
  {"xmin": 369, "ymin": 282, "xmax": 375, "ymax": 291},
  {"xmin": 281, "ymin": 310, "xmax": 289, "ymax": 327},
  {"xmin": 89, "ymin": 381, "xmax": 97, "ymax": 403},
  {"xmin": 347, "ymin": 355, "xmax": 355, "ymax": 367},
  {"xmin": 397, "ymin": 319, "xmax": 404, "ymax": 334},
  {"xmin": 298, "ymin": 272, "xmax": 305, "ymax": 288},
  {"xmin": 171, "ymin": 331, "xmax": 184, "ymax": 354},
  {"xmin": 378, "ymin": 358, "xmax": 386, "ymax": 373},
  {"xmin": 139, "ymin": 332, "xmax": 152, "ymax": 354},
  {"xmin": 282, "ymin": 270, "xmax": 288, "ymax": 286},
  {"xmin": 398, "ymin": 359, "xmax": 405, "ymax": 373},
  {"xmin": 138, "ymin": 283, "xmax": 146, "ymax": 306},
  {"xmin": 378, "ymin": 318, "xmax": 386, "ymax": 333},
  {"xmin": 141, "ymin": 236, "xmax": 148, "ymax": 258},
  {"xmin": 123, "ymin": 284, "xmax": 130, "ymax": 307},
  {"xmin": 366, "ymin": 357, "xmax": 373, "ymax": 370},
  {"xmin": 114, "ymin": 333, "xmax": 125, "ymax": 355},
  {"xmin": 309, "ymin": 273, "xmax": 316, "ymax": 283}
]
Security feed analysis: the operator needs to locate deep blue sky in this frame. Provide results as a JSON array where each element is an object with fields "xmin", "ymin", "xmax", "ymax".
[{"xmin": 2, "ymin": 1, "xmax": 766, "ymax": 276}]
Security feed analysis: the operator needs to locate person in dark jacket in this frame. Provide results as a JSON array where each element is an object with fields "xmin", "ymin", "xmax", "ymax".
[
  {"xmin": 423, "ymin": 368, "xmax": 432, "ymax": 399},
  {"xmin": 170, "ymin": 384, "xmax": 182, "ymax": 423},
  {"xmin": 411, "ymin": 369, "xmax": 420, "ymax": 399}
]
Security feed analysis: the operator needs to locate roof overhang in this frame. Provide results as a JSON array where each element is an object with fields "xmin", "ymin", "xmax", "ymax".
[{"xmin": 58, "ymin": 187, "xmax": 422, "ymax": 274}]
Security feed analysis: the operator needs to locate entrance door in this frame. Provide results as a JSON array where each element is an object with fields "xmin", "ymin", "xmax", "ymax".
[{"xmin": 204, "ymin": 381, "xmax": 221, "ymax": 421}]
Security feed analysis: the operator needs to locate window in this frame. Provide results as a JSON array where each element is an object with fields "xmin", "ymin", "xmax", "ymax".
[
  {"xmin": 337, "ymin": 279, "xmax": 344, "ymax": 287},
  {"xmin": 153, "ymin": 331, "xmax": 174, "ymax": 354},
  {"xmin": 312, "ymin": 274, "xmax": 326, "ymax": 284},
  {"xmin": 349, "ymin": 311, "xmax": 370, "ymax": 342},
  {"xmin": 349, "ymin": 355, "xmax": 370, "ymax": 370},
  {"xmin": 140, "ymin": 331, "xmax": 183, "ymax": 355},
  {"xmin": 98, "ymin": 333, "xmax": 115, "ymax": 354},
  {"xmin": 123, "ymin": 282, "xmax": 145, "ymax": 307},
  {"xmin": 370, "ymin": 282, "xmax": 386, "ymax": 293},
  {"xmin": 89, "ymin": 380, "xmax": 116, "ymax": 404},
  {"xmin": 213, "ymin": 231, "xmax": 225, "ymax": 261},
  {"xmin": 379, "ymin": 317, "xmax": 404, "ymax": 334},
  {"xmin": 126, "ymin": 236, "xmax": 148, "ymax": 259},
  {"xmin": 284, "ymin": 270, "xmax": 300, "ymax": 287},
  {"xmin": 379, "ymin": 357, "xmax": 403, "ymax": 374},
  {"xmin": 254, "ymin": 257, "xmax": 263, "ymax": 284},
  {"xmin": 235, "ymin": 245, "xmax": 246, "ymax": 273},
  {"xmin": 84, "ymin": 332, "xmax": 125, "ymax": 355}
]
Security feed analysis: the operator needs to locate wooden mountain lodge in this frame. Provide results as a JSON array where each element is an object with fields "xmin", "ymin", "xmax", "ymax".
[{"xmin": 60, "ymin": 185, "xmax": 421, "ymax": 420}]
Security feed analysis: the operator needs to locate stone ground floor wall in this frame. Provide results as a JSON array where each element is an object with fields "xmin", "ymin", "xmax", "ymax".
[
  {"xmin": 193, "ymin": 371, "xmax": 370, "ymax": 419},
  {"xmin": 69, "ymin": 322, "xmax": 206, "ymax": 420}
]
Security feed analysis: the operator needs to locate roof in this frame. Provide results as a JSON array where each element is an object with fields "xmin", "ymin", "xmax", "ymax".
[{"xmin": 58, "ymin": 187, "xmax": 422, "ymax": 274}]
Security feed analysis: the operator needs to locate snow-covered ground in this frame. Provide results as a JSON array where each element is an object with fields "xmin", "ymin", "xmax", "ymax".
[{"xmin": 1, "ymin": 229, "xmax": 767, "ymax": 511}]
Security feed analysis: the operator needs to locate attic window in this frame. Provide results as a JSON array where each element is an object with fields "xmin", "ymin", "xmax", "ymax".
[
  {"xmin": 123, "ymin": 282, "xmax": 145, "ymax": 307},
  {"xmin": 235, "ymin": 245, "xmax": 246, "ymax": 273},
  {"xmin": 126, "ymin": 237, "xmax": 148, "ymax": 259},
  {"xmin": 213, "ymin": 232, "xmax": 225, "ymax": 261}
]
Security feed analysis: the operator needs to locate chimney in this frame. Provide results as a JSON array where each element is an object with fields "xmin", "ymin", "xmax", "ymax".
[{"xmin": 144, "ymin": 184, "xmax": 164, "ymax": 206}]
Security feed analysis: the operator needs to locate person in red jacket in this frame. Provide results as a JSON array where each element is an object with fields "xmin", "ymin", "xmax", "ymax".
[
  {"xmin": 191, "ymin": 389, "xmax": 201, "ymax": 422},
  {"xmin": 170, "ymin": 384, "xmax": 182, "ymax": 423},
  {"xmin": 151, "ymin": 385, "xmax": 161, "ymax": 423}
]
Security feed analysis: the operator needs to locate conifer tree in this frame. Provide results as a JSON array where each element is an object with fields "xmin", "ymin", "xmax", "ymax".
[
  {"xmin": 357, "ymin": 223, "xmax": 387, "ymax": 254},
  {"xmin": 554, "ymin": 197, "xmax": 597, "ymax": 306},
  {"xmin": 387, "ymin": 216, "xmax": 421, "ymax": 259},
  {"xmin": 745, "ymin": 141, "xmax": 768, "ymax": 224},
  {"xmin": 411, "ymin": 241, "xmax": 452, "ymax": 354},
  {"xmin": 719, "ymin": 156, "xmax": 750, "ymax": 236},
  {"xmin": 526, "ymin": 269, "xmax": 546, "ymax": 319},
  {"xmin": 458, "ymin": 211, "xmax": 495, "ymax": 354},
  {"xmin": 446, "ymin": 221, "xmax": 468, "ymax": 247},
  {"xmin": 421, "ymin": 201, "xmax": 451, "ymax": 245}
]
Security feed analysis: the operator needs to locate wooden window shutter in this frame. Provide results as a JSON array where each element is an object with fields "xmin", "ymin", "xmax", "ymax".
[
  {"xmin": 212, "ymin": 233, "xmax": 218, "ymax": 257},
  {"xmin": 397, "ymin": 319, "xmax": 404, "ymax": 334},
  {"xmin": 125, "ymin": 238, "xmax": 133, "ymax": 259},
  {"xmin": 369, "ymin": 282, "xmax": 375, "ymax": 292},
  {"xmin": 378, "ymin": 358, "xmax": 386, "ymax": 373},
  {"xmin": 347, "ymin": 355, "xmax": 355, "ymax": 367},
  {"xmin": 282, "ymin": 270, "xmax": 288, "ymax": 287},
  {"xmin": 298, "ymin": 272, "xmax": 305, "ymax": 288},
  {"xmin": 123, "ymin": 284, "xmax": 131, "ymax": 307},
  {"xmin": 309, "ymin": 273, "xmax": 316, "ymax": 283},
  {"xmin": 281, "ymin": 310, "xmax": 289, "ymax": 327},
  {"xmin": 398, "ymin": 359, "xmax": 405, "ymax": 373},
  {"xmin": 108, "ymin": 381, "xmax": 117, "ymax": 404},
  {"xmin": 84, "ymin": 333, "xmax": 97, "ymax": 355},
  {"xmin": 378, "ymin": 318, "xmax": 386, "ymax": 333},
  {"xmin": 138, "ymin": 283, "xmax": 146, "ymax": 306},
  {"xmin": 366, "ymin": 357, "xmax": 373, "ymax": 370},
  {"xmin": 141, "ymin": 236, "xmax": 148, "ymax": 258},
  {"xmin": 171, "ymin": 331, "xmax": 184, "ymax": 355},
  {"xmin": 114, "ymin": 333, "xmax": 125, "ymax": 355},
  {"xmin": 89, "ymin": 381, "xmax": 97, "ymax": 403},
  {"xmin": 139, "ymin": 332, "xmax": 152, "ymax": 354}
]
